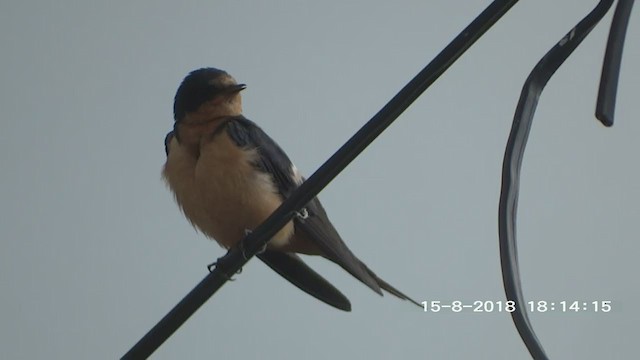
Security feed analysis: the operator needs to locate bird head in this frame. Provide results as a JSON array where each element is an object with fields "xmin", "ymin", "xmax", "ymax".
[{"xmin": 173, "ymin": 67, "xmax": 246, "ymax": 123}]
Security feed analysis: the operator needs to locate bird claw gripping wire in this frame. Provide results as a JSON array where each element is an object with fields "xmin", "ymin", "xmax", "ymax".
[
  {"xmin": 240, "ymin": 229, "xmax": 267, "ymax": 260},
  {"xmin": 294, "ymin": 207, "xmax": 309, "ymax": 220},
  {"xmin": 205, "ymin": 229, "xmax": 258, "ymax": 278},
  {"xmin": 207, "ymin": 256, "xmax": 242, "ymax": 281},
  {"xmin": 207, "ymin": 229, "xmax": 269, "ymax": 278}
]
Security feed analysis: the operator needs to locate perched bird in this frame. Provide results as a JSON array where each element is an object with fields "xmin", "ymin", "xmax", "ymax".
[{"xmin": 163, "ymin": 67, "xmax": 419, "ymax": 311}]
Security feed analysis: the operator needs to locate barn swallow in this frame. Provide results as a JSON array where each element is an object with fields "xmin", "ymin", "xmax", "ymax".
[{"xmin": 163, "ymin": 67, "xmax": 419, "ymax": 311}]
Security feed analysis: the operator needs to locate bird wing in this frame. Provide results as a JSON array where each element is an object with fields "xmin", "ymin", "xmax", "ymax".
[
  {"xmin": 224, "ymin": 116, "xmax": 419, "ymax": 307},
  {"xmin": 257, "ymin": 250, "xmax": 351, "ymax": 311}
]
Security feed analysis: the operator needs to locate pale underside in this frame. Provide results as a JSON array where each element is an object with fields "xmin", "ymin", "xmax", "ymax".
[{"xmin": 163, "ymin": 131, "xmax": 320, "ymax": 255}]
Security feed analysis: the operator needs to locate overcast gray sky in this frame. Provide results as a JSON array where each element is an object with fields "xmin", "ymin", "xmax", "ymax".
[{"xmin": 1, "ymin": 1, "xmax": 638, "ymax": 359}]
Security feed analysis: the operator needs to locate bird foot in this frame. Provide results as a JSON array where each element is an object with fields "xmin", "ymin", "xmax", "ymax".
[
  {"xmin": 207, "ymin": 255, "xmax": 243, "ymax": 280},
  {"xmin": 294, "ymin": 207, "xmax": 309, "ymax": 220},
  {"xmin": 239, "ymin": 229, "xmax": 267, "ymax": 260}
]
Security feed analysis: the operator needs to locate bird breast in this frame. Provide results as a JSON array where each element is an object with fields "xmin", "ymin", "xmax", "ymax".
[{"xmin": 163, "ymin": 132, "xmax": 294, "ymax": 249}]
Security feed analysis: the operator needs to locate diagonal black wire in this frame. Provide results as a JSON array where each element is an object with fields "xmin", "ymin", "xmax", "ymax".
[
  {"xmin": 498, "ymin": 0, "xmax": 634, "ymax": 358},
  {"xmin": 122, "ymin": 1, "xmax": 519, "ymax": 358},
  {"xmin": 597, "ymin": 0, "xmax": 635, "ymax": 126}
]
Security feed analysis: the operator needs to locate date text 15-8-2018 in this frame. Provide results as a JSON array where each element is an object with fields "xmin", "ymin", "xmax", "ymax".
[{"xmin": 420, "ymin": 300, "xmax": 612, "ymax": 313}]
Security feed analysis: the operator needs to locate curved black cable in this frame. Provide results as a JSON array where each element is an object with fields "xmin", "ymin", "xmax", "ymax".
[
  {"xmin": 498, "ymin": 1, "xmax": 616, "ymax": 359},
  {"xmin": 596, "ymin": 0, "xmax": 635, "ymax": 126},
  {"xmin": 122, "ymin": 1, "xmax": 519, "ymax": 358}
]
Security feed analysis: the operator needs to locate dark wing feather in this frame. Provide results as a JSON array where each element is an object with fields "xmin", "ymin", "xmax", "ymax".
[
  {"xmin": 225, "ymin": 117, "xmax": 297, "ymax": 198},
  {"xmin": 297, "ymin": 197, "xmax": 383, "ymax": 294},
  {"xmin": 225, "ymin": 116, "xmax": 419, "ymax": 306},
  {"xmin": 299, "ymin": 197, "xmax": 421, "ymax": 306},
  {"xmin": 258, "ymin": 250, "xmax": 351, "ymax": 311}
]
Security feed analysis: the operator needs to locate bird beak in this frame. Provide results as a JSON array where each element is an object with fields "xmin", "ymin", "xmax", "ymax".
[
  {"xmin": 208, "ymin": 83, "xmax": 247, "ymax": 97},
  {"xmin": 229, "ymin": 84, "xmax": 247, "ymax": 93}
]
